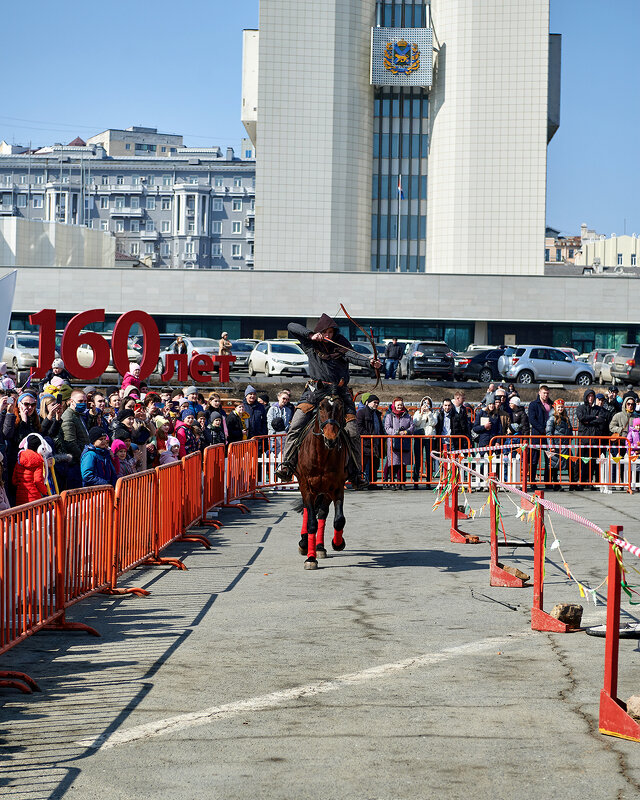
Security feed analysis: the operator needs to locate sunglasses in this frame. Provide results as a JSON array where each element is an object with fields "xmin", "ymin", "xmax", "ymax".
[{"xmin": 21, "ymin": 402, "xmax": 36, "ymax": 407}]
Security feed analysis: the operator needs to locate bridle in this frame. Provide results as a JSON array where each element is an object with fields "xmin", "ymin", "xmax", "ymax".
[{"xmin": 313, "ymin": 395, "xmax": 344, "ymax": 449}]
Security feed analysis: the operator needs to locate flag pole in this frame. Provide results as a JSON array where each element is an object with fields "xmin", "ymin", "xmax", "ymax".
[{"xmin": 396, "ymin": 174, "xmax": 401, "ymax": 272}]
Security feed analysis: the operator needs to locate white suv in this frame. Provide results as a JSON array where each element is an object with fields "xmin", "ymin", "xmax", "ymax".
[
  {"xmin": 248, "ymin": 340, "xmax": 309, "ymax": 377},
  {"xmin": 499, "ymin": 345, "xmax": 594, "ymax": 385}
]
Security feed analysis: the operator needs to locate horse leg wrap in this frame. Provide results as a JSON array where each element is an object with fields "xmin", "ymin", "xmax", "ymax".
[
  {"xmin": 316, "ymin": 519, "xmax": 326, "ymax": 548},
  {"xmin": 300, "ymin": 507, "xmax": 308, "ymax": 536},
  {"xmin": 307, "ymin": 532, "xmax": 316, "ymax": 559},
  {"xmin": 333, "ymin": 529, "xmax": 344, "ymax": 548}
]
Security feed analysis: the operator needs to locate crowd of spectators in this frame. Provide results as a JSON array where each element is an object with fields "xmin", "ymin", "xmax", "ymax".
[
  {"xmin": 0, "ymin": 358, "xmax": 297, "ymax": 511},
  {"xmin": 2, "ymin": 355, "xmax": 640, "ymax": 510}
]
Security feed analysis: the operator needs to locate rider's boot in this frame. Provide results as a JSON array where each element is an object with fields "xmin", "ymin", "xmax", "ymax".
[{"xmin": 345, "ymin": 418, "xmax": 369, "ymax": 489}]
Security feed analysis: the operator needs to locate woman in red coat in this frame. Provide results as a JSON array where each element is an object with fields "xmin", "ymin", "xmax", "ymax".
[{"xmin": 12, "ymin": 434, "xmax": 50, "ymax": 506}]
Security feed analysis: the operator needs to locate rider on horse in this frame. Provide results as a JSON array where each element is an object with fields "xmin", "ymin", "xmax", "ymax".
[{"xmin": 275, "ymin": 314, "xmax": 382, "ymax": 488}]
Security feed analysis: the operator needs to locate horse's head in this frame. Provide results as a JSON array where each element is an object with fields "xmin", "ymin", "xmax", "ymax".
[{"xmin": 317, "ymin": 394, "xmax": 345, "ymax": 450}]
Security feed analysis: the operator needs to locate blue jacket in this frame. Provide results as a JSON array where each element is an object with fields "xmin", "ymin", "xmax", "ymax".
[
  {"xmin": 472, "ymin": 411, "xmax": 502, "ymax": 447},
  {"xmin": 243, "ymin": 400, "xmax": 268, "ymax": 438},
  {"xmin": 81, "ymin": 445, "xmax": 117, "ymax": 488},
  {"xmin": 528, "ymin": 398, "xmax": 550, "ymax": 435}
]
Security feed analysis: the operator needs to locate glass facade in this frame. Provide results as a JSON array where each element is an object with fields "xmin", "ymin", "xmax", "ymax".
[{"xmin": 371, "ymin": 0, "xmax": 429, "ymax": 273}]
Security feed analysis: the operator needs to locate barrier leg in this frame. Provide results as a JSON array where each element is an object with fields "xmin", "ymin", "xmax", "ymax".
[
  {"xmin": 224, "ymin": 502, "xmax": 251, "ymax": 514},
  {"xmin": 252, "ymin": 490, "xmax": 270, "ymax": 503},
  {"xmin": 450, "ymin": 464, "xmax": 480, "ymax": 544},
  {"xmin": 489, "ymin": 474, "xmax": 529, "ymax": 587},
  {"xmin": 0, "ymin": 670, "xmax": 41, "ymax": 693},
  {"xmin": 530, "ymin": 491, "xmax": 571, "ymax": 632},
  {"xmin": 599, "ymin": 526, "xmax": 640, "ymax": 741}
]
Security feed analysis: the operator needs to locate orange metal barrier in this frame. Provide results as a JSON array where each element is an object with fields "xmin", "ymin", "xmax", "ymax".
[
  {"xmin": 180, "ymin": 452, "xmax": 211, "ymax": 548},
  {"xmin": 60, "ymin": 486, "xmax": 114, "ymax": 605},
  {"xmin": 599, "ymin": 525, "xmax": 640, "ymax": 742},
  {"xmin": 226, "ymin": 439, "xmax": 268, "ymax": 513},
  {"xmin": 111, "ymin": 470, "xmax": 157, "ymax": 592},
  {"xmin": 255, "ymin": 434, "xmax": 296, "ymax": 489},
  {"xmin": 361, "ymin": 434, "xmax": 471, "ymax": 487},
  {"xmin": 156, "ymin": 461, "xmax": 186, "ymax": 562},
  {"xmin": 202, "ymin": 444, "xmax": 226, "ymax": 526},
  {"xmin": 0, "ymin": 496, "xmax": 99, "ymax": 693},
  {"xmin": 487, "ymin": 435, "xmax": 637, "ymax": 492}
]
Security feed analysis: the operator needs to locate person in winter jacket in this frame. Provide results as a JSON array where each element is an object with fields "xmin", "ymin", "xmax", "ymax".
[
  {"xmin": 209, "ymin": 412, "xmax": 227, "ymax": 446},
  {"xmin": 0, "ymin": 451, "xmax": 10, "ymax": 510},
  {"xmin": 267, "ymin": 391, "xmax": 294, "ymax": 435},
  {"xmin": 384, "ymin": 338, "xmax": 404, "ymax": 379},
  {"xmin": 243, "ymin": 385, "xmax": 268, "ymax": 439},
  {"xmin": 506, "ymin": 397, "xmax": 530, "ymax": 437},
  {"xmin": 546, "ymin": 398, "xmax": 575, "ymax": 488},
  {"xmin": 383, "ymin": 397, "xmax": 414, "ymax": 489},
  {"xmin": 472, "ymin": 400, "xmax": 502, "ymax": 448},
  {"xmin": 226, "ymin": 403, "xmax": 248, "ymax": 445},
  {"xmin": 121, "ymin": 363, "xmax": 142, "ymax": 394},
  {"xmin": 626, "ymin": 417, "xmax": 640, "ymax": 456},
  {"xmin": 527, "ymin": 385, "xmax": 552, "ymax": 488},
  {"xmin": 610, "ymin": 394, "xmax": 638, "ymax": 438},
  {"xmin": 37, "ymin": 358, "xmax": 73, "ymax": 393},
  {"xmin": 0, "ymin": 362, "xmax": 16, "ymax": 392},
  {"xmin": 412, "ymin": 396, "xmax": 439, "ymax": 485},
  {"xmin": 159, "ymin": 436, "xmax": 181, "ymax": 465},
  {"xmin": 3, "ymin": 390, "xmax": 42, "ymax": 503},
  {"xmin": 12, "ymin": 433, "xmax": 50, "ymax": 505},
  {"xmin": 183, "ymin": 387, "xmax": 204, "ymax": 417},
  {"xmin": 356, "ymin": 394, "xmax": 383, "ymax": 486},
  {"xmin": 81, "ymin": 428, "xmax": 117, "ymax": 488},
  {"xmin": 576, "ymin": 389, "xmax": 604, "ymax": 485},
  {"xmin": 110, "ymin": 438, "xmax": 136, "ymax": 477},
  {"xmin": 275, "ymin": 315, "xmax": 380, "ymax": 487},
  {"xmin": 174, "ymin": 412, "xmax": 199, "ymax": 457}
]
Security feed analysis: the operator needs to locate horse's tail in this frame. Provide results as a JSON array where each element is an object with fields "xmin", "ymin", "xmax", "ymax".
[{"xmin": 292, "ymin": 495, "xmax": 327, "ymax": 514}]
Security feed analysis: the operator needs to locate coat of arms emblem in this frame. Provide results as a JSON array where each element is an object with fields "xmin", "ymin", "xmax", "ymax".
[{"xmin": 383, "ymin": 39, "xmax": 420, "ymax": 75}]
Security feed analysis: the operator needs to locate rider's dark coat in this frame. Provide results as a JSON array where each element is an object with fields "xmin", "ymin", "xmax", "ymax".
[{"xmin": 288, "ymin": 317, "xmax": 370, "ymax": 387}]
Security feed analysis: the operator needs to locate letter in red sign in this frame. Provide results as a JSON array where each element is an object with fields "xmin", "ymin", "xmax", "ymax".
[
  {"xmin": 189, "ymin": 354, "xmax": 215, "ymax": 383},
  {"xmin": 161, "ymin": 354, "xmax": 189, "ymax": 382},
  {"xmin": 61, "ymin": 309, "xmax": 110, "ymax": 380},
  {"xmin": 212, "ymin": 354, "xmax": 236, "ymax": 384},
  {"xmin": 112, "ymin": 310, "xmax": 160, "ymax": 380},
  {"xmin": 28, "ymin": 309, "xmax": 57, "ymax": 379}
]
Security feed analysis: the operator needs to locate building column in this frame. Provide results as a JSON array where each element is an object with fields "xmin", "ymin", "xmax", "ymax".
[{"xmin": 474, "ymin": 320, "xmax": 488, "ymax": 346}]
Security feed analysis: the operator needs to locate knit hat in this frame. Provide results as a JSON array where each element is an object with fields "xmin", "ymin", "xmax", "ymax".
[
  {"xmin": 184, "ymin": 386, "xmax": 198, "ymax": 397},
  {"xmin": 111, "ymin": 439, "xmax": 127, "ymax": 455},
  {"xmin": 361, "ymin": 392, "xmax": 371, "ymax": 404},
  {"xmin": 117, "ymin": 408, "xmax": 135, "ymax": 421},
  {"xmin": 553, "ymin": 398, "xmax": 565, "ymax": 408},
  {"xmin": 595, "ymin": 392, "xmax": 605, "ymax": 400},
  {"xmin": 245, "ymin": 384, "xmax": 257, "ymax": 396},
  {"xmin": 367, "ymin": 394, "xmax": 380, "ymax": 404},
  {"xmin": 154, "ymin": 415, "xmax": 169, "ymax": 428},
  {"xmin": 210, "ymin": 411, "xmax": 222, "ymax": 421},
  {"xmin": 509, "ymin": 396, "xmax": 522, "ymax": 406},
  {"xmin": 129, "ymin": 362, "xmax": 140, "ymax": 373},
  {"xmin": 89, "ymin": 426, "xmax": 108, "ymax": 443},
  {"xmin": 180, "ymin": 409, "xmax": 194, "ymax": 420},
  {"xmin": 52, "ymin": 358, "xmax": 64, "ymax": 370},
  {"xmin": 166, "ymin": 435, "xmax": 180, "ymax": 450}
]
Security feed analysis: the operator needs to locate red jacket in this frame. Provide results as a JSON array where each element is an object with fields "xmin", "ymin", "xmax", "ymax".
[{"xmin": 12, "ymin": 449, "xmax": 48, "ymax": 505}]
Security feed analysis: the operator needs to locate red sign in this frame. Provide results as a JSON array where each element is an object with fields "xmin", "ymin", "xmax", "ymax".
[{"xmin": 28, "ymin": 309, "xmax": 235, "ymax": 383}]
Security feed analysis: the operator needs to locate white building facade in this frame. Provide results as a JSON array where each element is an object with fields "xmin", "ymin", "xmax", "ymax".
[{"xmin": 244, "ymin": 0, "xmax": 560, "ymax": 274}]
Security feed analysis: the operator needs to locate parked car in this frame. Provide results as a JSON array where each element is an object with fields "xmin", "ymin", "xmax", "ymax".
[
  {"xmin": 156, "ymin": 336, "xmax": 219, "ymax": 374},
  {"xmin": 499, "ymin": 345, "xmax": 594, "ymax": 385},
  {"xmin": 455, "ymin": 348, "xmax": 504, "ymax": 383},
  {"xmin": 598, "ymin": 353, "xmax": 615, "ymax": 385},
  {"xmin": 4, "ymin": 332, "xmax": 58, "ymax": 372},
  {"xmin": 76, "ymin": 333, "xmax": 141, "ymax": 373},
  {"xmin": 349, "ymin": 341, "xmax": 377, "ymax": 377},
  {"xmin": 610, "ymin": 344, "xmax": 640, "ymax": 386},
  {"xmin": 396, "ymin": 340, "xmax": 455, "ymax": 380},
  {"xmin": 228, "ymin": 339, "xmax": 256, "ymax": 370},
  {"xmin": 247, "ymin": 340, "xmax": 309, "ymax": 377},
  {"xmin": 586, "ymin": 348, "xmax": 616, "ymax": 380}
]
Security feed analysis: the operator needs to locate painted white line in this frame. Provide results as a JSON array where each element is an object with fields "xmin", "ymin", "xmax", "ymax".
[{"xmin": 78, "ymin": 632, "xmax": 532, "ymax": 751}]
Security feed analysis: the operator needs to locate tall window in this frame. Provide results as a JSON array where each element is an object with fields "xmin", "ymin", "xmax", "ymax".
[
  {"xmin": 116, "ymin": 220, "xmax": 124, "ymax": 233},
  {"xmin": 232, "ymin": 199, "xmax": 242, "ymax": 212},
  {"xmin": 556, "ymin": 248, "xmax": 562, "ymax": 261},
  {"xmin": 131, "ymin": 220, "xmax": 140, "ymax": 232},
  {"xmin": 212, "ymin": 221, "xmax": 222, "ymax": 234},
  {"xmin": 131, "ymin": 197, "xmax": 140, "ymax": 209},
  {"xmin": 130, "ymin": 242, "xmax": 139, "ymax": 255},
  {"xmin": 146, "ymin": 197, "xmax": 156, "ymax": 210},
  {"xmin": 100, "ymin": 196, "xmax": 109, "ymax": 209},
  {"xmin": 233, "ymin": 177, "xmax": 242, "ymax": 188},
  {"xmin": 101, "ymin": 175, "xmax": 109, "ymax": 185},
  {"xmin": 32, "ymin": 195, "xmax": 43, "ymax": 208},
  {"xmin": 215, "ymin": 177, "xmax": 223, "ymax": 188},
  {"xmin": 161, "ymin": 197, "xmax": 172, "ymax": 210},
  {"xmin": 618, "ymin": 253, "xmax": 623, "ymax": 266},
  {"xmin": 132, "ymin": 176, "xmax": 140, "ymax": 185},
  {"xmin": 116, "ymin": 176, "xmax": 124, "ymax": 185},
  {"xmin": 163, "ymin": 175, "xmax": 172, "ymax": 186},
  {"xmin": 632, "ymin": 254, "xmax": 637, "ymax": 267},
  {"xmin": 232, "ymin": 244, "xmax": 241, "ymax": 257},
  {"xmin": 161, "ymin": 220, "xmax": 170, "ymax": 233},
  {"xmin": 213, "ymin": 198, "xmax": 223, "ymax": 211},
  {"xmin": 232, "ymin": 221, "xmax": 241, "ymax": 234},
  {"xmin": 212, "ymin": 243, "xmax": 222, "ymax": 257}
]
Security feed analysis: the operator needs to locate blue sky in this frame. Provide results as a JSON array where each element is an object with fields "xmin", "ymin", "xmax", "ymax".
[{"xmin": 2, "ymin": 0, "xmax": 636, "ymax": 237}]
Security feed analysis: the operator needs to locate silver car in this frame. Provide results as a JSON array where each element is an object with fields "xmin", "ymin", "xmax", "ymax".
[
  {"xmin": 3, "ymin": 332, "xmax": 47, "ymax": 371},
  {"xmin": 156, "ymin": 336, "xmax": 219, "ymax": 374},
  {"xmin": 499, "ymin": 345, "xmax": 594, "ymax": 386}
]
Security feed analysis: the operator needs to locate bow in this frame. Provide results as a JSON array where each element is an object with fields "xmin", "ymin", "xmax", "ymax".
[{"xmin": 339, "ymin": 303, "xmax": 382, "ymax": 391}]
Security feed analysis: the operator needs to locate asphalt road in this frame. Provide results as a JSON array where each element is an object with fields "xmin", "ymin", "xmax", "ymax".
[{"xmin": 2, "ymin": 488, "xmax": 640, "ymax": 800}]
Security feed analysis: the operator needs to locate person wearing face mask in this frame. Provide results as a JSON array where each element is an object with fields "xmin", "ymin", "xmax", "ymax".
[
  {"xmin": 58, "ymin": 390, "xmax": 90, "ymax": 489},
  {"xmin": 3, "ymin": 390, "xmax": 41, "ymax": 504}
]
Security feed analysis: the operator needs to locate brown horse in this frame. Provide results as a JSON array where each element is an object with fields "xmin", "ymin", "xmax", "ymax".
[{"xmin": 295, "ymin": 390, "xmax": 348, "ymax": 570}]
